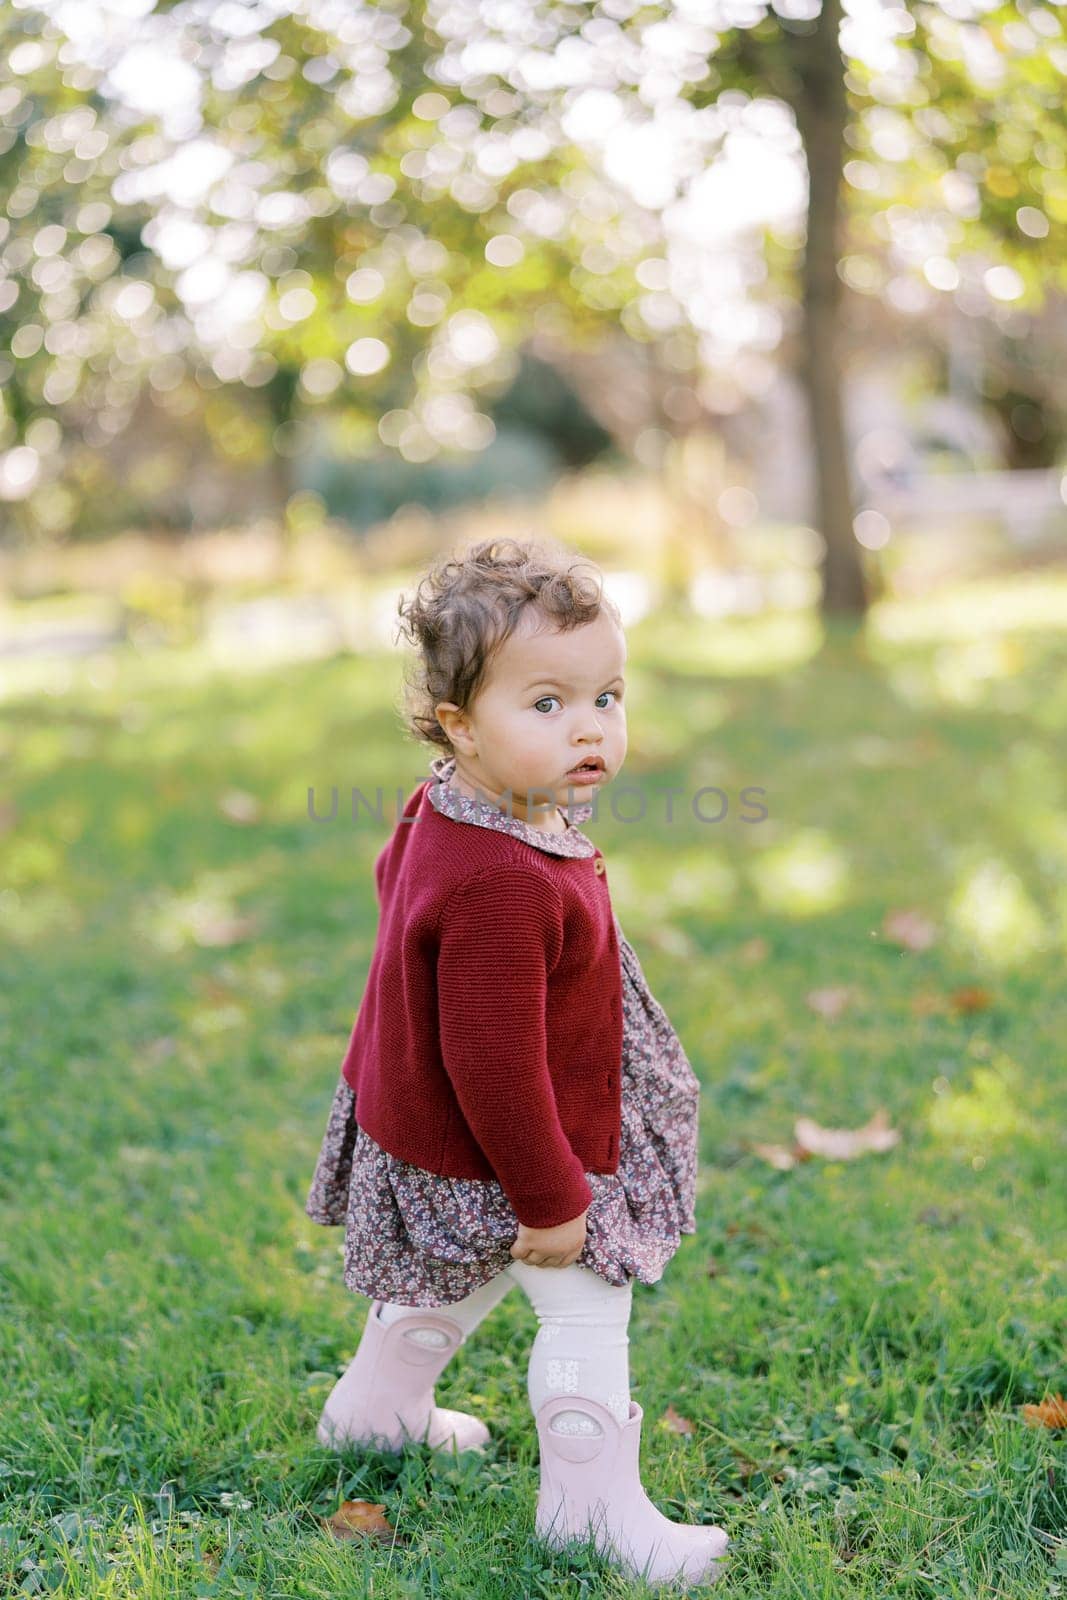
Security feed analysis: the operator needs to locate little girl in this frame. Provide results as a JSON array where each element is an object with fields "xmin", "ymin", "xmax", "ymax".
[{"xmin": 304, "ymin": 535, "xmax": 729, "ymax": 1587}]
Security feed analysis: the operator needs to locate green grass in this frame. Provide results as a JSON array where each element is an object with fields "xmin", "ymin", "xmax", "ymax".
[{"xmin": 2, "ymin": 582, "xmax": 1066, "ymax": 1598}]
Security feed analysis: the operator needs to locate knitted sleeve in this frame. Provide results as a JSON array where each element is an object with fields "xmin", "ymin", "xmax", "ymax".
[{"xmin": 436, "ymin": 865, "xmax": 594, "ymax": 1231}]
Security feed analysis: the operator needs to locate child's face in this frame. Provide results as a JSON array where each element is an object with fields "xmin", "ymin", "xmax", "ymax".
[{"xmin": 435, "ymin": 608, "xmax": 628, "ymax": 827}]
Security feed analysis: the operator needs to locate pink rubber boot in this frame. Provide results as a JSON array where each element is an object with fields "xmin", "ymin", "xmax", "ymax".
[
  {"xmin": 316, "ymin": 1300, "xmax": 490, "ymax": 1455},
  {"xmin": 534, "ymin": 1395, "xmax": 729, "ymax": 1588}
]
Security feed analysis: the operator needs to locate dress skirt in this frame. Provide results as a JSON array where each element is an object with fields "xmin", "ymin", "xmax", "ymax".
[{"xmin": 304, "ymin": 925, "xmax": 701, "ymax": 1308}]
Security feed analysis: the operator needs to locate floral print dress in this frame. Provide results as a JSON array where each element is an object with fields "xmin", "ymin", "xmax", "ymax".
[{"xmin": 304, "ymin": 753, "xmax": 701, "ymax": 1308}]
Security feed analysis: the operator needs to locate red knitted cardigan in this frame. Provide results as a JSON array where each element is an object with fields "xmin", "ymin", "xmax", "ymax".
[{"xmin": 339, "ymin": 776, "xmax": 624, "ymax": 1229}]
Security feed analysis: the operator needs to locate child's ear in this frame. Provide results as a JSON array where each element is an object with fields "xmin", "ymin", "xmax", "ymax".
[{"xmin": 435, "ymin": 701, "xmax": 474, "ymax": 754}]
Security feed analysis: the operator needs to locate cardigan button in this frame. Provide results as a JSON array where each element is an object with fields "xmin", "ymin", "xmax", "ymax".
[{"xmin": 594, "ymin": 857, "xmax": 605, "ymax": 875}]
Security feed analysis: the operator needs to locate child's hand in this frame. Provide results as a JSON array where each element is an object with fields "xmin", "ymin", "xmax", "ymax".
[{"xmin": 510, "ymin": 1208, "xmax": 588, "ymax": 1268}]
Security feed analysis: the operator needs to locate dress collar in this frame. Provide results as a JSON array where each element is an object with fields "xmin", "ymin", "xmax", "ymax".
[{"xmin": 424, "ymin": 753, "xmax": 597, "ymax": 858}]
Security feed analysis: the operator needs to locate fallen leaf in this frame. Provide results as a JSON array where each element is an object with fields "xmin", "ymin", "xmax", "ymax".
[
  {"xmin": 750, "ymin": 1140, "xmax": 809, "ymax": 1171},
  {"xmin": 950, "ymin": 986, "xmax": 993, "ymax": 1014},
  {"xmin": 661, "ymin": 1404, "xmax": 695, "ymax": 1435},
  {"xmin": 794, "ymin": 1109, "xmax": 900, "ymax": 1160},
  {"xmin": 883, "ymin": 908, "xmax": 937, "ymax": 951},
  {"xmin": 731, "ymin": 1450, "xmax": 784, "ymax": 1483},
  {"xmin": 219, "ymin": 790, "xmax": 261, "ymax": 824},
  {"xmin": 805, "ymin": 986, "xmax": 854, "ymax": 1020},
  {"xmin": 750, "ymin": 1112, "xmax": 901, "ymax": 1169},
  {"xmin": 1022, "ymin": 1394, "xmax": 1067, "ymax": 1430},
  {"xmin": 738, "ymin": 937, "xmax": 769, "ymax": 964},
  {"xmin": 323, "ymin": 1499, "xmax": 399, "ymax": 1544}
]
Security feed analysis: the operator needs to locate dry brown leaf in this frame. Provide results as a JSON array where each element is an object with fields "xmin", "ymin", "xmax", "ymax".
[
  {"xmin": 805, "ymin": 986, "xmax": 854, "ymax": 1021},
  {"xmin": 738, "ymin": 937, "xmax": 770, "ymax": 964},
  {"xmin": 882, "ymin": 908, "xmax": 937, "ymax": 951},
  {"xmin": 750, "ymin": 1140, "xmax": 802, "ymax": 1171},
  {"xmin": 1021, "ymin": 1394, "xmax": 1067, "ymax": 1430},
  {"xmin": 661, "ymin": 1404, "xmax": 695, "ymax": 1435},
  {"xmin": 794, "ymin": 1109, "xmax": 900, "ymax": 1160},
  {"xmin": 731, "ymin": 1450, "xmax": 784, "ymax": 1483},
  {"xmin": 323, "ymin": 1499, "xmax": 399, "ymax": 1543},
  {"xmin": 950, "ymin": 986, "xmax": 993, "ymax": 1014},
  {"xmin": 751, "ymin": 1113, "xmax": 900, "ymax": 1168},
  {"xmin": 219, "ymin": 790, "xmax": 261, "ymax": 824}
]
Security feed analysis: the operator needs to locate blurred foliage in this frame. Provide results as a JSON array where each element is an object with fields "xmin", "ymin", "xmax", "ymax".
[{"xmin": 0, "ymin": 0, "xmax": 1064, "ymax": 545}]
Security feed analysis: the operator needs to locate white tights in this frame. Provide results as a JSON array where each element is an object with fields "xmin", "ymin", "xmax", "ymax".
[{"xmin": 376, "ymin": 1261, "xmax": 633, "ymax": 1433}]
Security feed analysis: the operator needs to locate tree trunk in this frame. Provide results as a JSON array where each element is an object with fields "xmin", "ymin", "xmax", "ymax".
[{"xmin": 790, "ymin": 0, "xmax": 869, "ymax": 616}]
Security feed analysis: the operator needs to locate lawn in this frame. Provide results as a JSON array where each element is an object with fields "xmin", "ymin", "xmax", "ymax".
[{"xmin": 1, "ymin": 574, "xmax": 1065, "ymax": 1598}]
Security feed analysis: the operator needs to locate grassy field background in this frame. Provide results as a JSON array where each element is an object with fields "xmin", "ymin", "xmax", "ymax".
[{"xmin": 2, "ymin": 575, "xmax": 1066, "ymax": 1597}]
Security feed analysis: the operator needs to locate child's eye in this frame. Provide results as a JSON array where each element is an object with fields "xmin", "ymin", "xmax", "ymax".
[{"xmin": 532, "ymin": 691, "xmax": 620, "ymax": 715}]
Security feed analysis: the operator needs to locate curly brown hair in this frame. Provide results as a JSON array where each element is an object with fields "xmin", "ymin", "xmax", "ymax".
[{"xmin": 394, "ymin": 535, "xmax": 622, "ymax": 755}]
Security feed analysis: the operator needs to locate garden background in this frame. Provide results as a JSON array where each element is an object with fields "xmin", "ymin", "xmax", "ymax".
[{"xmin": 2, "ymin": 1, "xmax": 1066, "ymax": 1595}]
